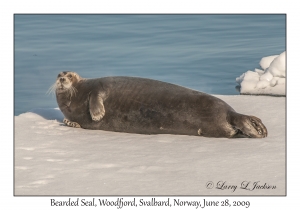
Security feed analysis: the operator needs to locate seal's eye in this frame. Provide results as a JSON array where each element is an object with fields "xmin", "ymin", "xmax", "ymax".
[{"xmin": 68, "ymin": 75, "xmax": 73, "ymax": 78}]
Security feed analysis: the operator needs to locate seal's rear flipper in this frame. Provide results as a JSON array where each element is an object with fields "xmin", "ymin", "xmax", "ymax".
[
  {"xmin": 247, "ymin": 115, "xmax": 268, "ymax": 138},
  {"xmin": 227, "ymin": 111, "xmax": 268, "ymax": 138},
  {"xmin": 63, "ymin": 118, "xmax": 81, "ymax": 128}
]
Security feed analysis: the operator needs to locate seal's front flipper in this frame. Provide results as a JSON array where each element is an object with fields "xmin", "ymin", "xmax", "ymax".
[
  {"xmin": 89, "ymin": 91, "xmax": 105, "ymax": 121},
  {"xmin": 63, "ymin": 118, "xmax": 81, "ymax": 128}
]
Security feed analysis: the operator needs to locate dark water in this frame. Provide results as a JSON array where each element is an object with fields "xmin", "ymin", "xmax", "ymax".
[{"xmin": 14, "ymin": 14, "xmax": 286, "ymax": 115}]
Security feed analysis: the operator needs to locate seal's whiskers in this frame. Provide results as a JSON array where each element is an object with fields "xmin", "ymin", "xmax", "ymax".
[
  {"xmin": 46, "ymin": 82, "xmax": 57, "ymax": 95},
  {"xmin": 68, "ymin": 85, "xmax": 78, "ymax": 97}
]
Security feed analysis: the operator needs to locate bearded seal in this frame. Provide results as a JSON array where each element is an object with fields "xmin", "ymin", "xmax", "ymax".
[{"xmin": 50, "ymin": 71, "xmax": 267, "ymax": 138}]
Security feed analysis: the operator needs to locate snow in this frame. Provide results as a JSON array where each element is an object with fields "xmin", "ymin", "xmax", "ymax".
[
  {"xmin": 15, "ymin": 95, "xmax": 285, "ymax": 196},
  {"xmin": 236, "ymin": 51, "xmax": 286, "ymax": 96}
]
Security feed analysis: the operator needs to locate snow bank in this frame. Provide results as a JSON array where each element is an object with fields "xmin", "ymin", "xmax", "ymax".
[
  {"xmin": 236, "ymin": 51, "xmax": 286, "ymax": 96},
  {"xmin": 15, "ymin": 95, "xmax": 285, "ymax": 196}
]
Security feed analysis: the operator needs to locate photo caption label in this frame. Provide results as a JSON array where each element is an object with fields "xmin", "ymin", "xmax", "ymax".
[{"xmin": 50, "ymin": 198, "xmax": 251, "ymax": 209}]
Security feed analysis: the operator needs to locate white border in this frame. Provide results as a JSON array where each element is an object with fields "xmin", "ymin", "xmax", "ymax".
[{"xmin": 2, "ymin": 0, "xmax": 297, "ymax": 209}]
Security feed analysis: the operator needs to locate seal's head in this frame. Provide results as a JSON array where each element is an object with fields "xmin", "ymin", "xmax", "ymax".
[{"xmin": 48, "ymin": 71, "xmax": 82, "ymax": 97}]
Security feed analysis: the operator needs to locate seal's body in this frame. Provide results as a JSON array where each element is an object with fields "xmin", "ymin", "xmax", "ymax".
[{"xmin": 53, "ymin": 71, "xmax": 267, "ymax": 138}]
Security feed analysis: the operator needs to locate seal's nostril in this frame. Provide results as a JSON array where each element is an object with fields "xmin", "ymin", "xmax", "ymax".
[{"xmin": 60, "ymin": 77, "xmax": 65, "ymax": 82}]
